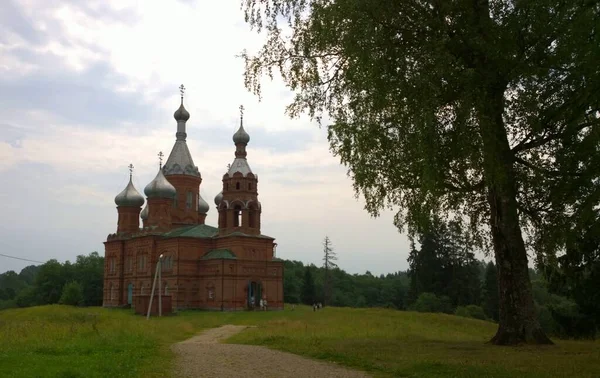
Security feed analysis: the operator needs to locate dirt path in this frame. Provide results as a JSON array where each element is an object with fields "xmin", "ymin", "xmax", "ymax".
[{"xmin": 171, "ymin": 325, "xmax": 371, "ymax": 378}]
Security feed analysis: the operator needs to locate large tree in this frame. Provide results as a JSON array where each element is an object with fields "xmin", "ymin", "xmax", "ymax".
[{"xmin": 240, "ymin": 0, "xmax": 599, "ymax": 344}]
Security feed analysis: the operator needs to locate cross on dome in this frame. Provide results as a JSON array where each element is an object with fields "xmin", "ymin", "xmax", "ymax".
[
  {"xmin": 128, "ymin": 163, "xmax": 134, "ymax": 179},
  {"xmin": 158, "ymin": 151, "xmax": 164, "ymax": 168},
  {"xmin": 179, "ymin": 84, "xmax": 186, "ymax": 102}
]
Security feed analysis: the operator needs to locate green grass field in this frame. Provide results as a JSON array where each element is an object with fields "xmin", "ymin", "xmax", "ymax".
[{"xmin": 0, "ymin": 305, "xmax": 598, "ymax": 378}]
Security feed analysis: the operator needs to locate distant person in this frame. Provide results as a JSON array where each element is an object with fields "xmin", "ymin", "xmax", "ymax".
[
  {"xmin": 259, "ymin": 298, "xmax": 264, "ymax": 310},
  {"xmin": 264, "ymin": 299, "xmax": 268, "ymax": 311}
]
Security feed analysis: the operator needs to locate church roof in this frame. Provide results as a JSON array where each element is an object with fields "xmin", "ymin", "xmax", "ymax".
[
  {"xmin": 227, "ymin": 157, "xmax": 253, "ymax": 177},
  {"xmin": 163, "ymin": 140, "xmax": 200, "ymax": 177},
  {"xmin": 162, "ymin": 224, "xmax": 218, "ymax": 239},
  {"xmin": 213, "ymin": 231, "xmax": 275, "ymax": 240},
  {"xmin": 201, "ymin": 249, "xmax": 237, "ymax": 260}
]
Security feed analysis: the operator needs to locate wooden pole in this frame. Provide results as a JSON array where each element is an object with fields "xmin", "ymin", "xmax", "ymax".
[{"xmin": 146, "ymin": 254, "xmax": 162, "ymax": 320}]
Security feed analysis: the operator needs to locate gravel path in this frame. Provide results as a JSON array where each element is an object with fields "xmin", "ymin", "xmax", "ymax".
[{"xmin": 171, "ymin": 325, "xmax": 371, "ymax": 378}]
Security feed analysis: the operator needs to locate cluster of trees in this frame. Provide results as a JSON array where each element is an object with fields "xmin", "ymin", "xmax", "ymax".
[
  {"xmin": 284, "ymin": 233, "xmax": 596, "ymax": 339},
  {"xmin": 0, "ymin": 252, "xmax": 104, "ymax": 309}
]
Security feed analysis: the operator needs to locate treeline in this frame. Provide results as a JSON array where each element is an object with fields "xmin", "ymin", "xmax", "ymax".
[
  {"xmin": 1, "ymin": 247, "xmax": 596, "ymax": 339},
  {"xmin": 0, "ymin": 252, "xmax": 104, "ymax": 310}
]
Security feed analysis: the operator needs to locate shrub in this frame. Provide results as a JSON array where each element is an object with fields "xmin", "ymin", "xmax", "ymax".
[
  {"xmin": 59, "ymin": 281, "xmax": 84, "ymax": 306},
  {"xmin": 411, "ymin": 293, "xmax": 442, "ymax": 313},
  {"xmin": 455, "ymin": 305, "xmax": 486, "ymax": 320}
]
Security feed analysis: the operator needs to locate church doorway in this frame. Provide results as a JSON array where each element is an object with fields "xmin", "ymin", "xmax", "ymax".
[
  {"xmin": 247, "ymin": 281, "xmax": 261, "ymax": 310},
  {"xmin": 127, "ymin": 283, "xmax": 133, "ymax": 305}
]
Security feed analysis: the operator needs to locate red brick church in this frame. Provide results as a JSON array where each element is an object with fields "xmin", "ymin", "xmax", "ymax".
[{"xmin": 103, "ymin": 88, "xmax": 284, "ymax": 311}]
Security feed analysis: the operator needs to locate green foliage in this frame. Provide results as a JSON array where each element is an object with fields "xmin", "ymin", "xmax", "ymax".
[
  {"xmin": 456, "ymin": 305, "xmax": 487, "ymax": 321},
  {"xmin": 0, "ymin": 252, "xmax": 104, "ymax": 310},
  {"xmin": 301, "ymin": 267, "xmax": 316, "ymax": 305},
  {"xmin": 408, "ymin": 217, "xmax": 482, "ymax": 308},
  {"xmin": 59, "ymin": 281, "xmax": 84, "ymax": 306}
]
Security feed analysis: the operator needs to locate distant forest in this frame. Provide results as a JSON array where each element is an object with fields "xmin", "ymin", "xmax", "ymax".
[{"xmin": 1, "ymin": 235, "xmax": 597, "ymax": 339}]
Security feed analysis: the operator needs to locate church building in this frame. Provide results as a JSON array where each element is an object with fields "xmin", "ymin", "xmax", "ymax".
[{"xmin": 103, "ymin": 87, "xmax": 284, "ymax": 311}]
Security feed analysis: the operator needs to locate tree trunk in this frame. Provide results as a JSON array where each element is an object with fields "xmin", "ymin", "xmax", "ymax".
[{"xmin": 479, "ymin": 86, "xmax": 553, "ymax": 346}]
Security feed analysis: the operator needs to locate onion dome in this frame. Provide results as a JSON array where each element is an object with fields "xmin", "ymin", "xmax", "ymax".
[
  {"xmin": 214, "ymin": 191, "xmax": 223, "ymax": 206},
  {"xmin": 140, "ymin": 204, "xmax": 149, "ymax": 220},
  {"xmin": 233, "ymin": 104, "xmax": 250, "ymax": 145},
  {"xmin": 173, "ymin": 103, "xmax": 190, "ymax": 122},
  {"xmin": 232, "ymin": 123, "xmax": 250, "ymax": 145},
  {"xmin": 198, "ymin": 193, "xmax": 209, "ymax": 214},
  {"xmin": 144, "ymin": 168, "xmax": 176, "ymax": 199},
  {"xmin": 114, "ymin": 176, "xmax": 145, "ymax": 207}
]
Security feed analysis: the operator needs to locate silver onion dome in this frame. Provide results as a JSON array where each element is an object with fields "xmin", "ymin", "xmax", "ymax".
[
  {"xmin": 140, "ymin": 203, "xmax": 149, "ymax": 220},
  {"xmin": 232, "ymin": 123, "xmax": 250, "ymax": 145},
  {"xmin": 214, "ymin": 191, "xmax": 223, "ymax": 206},
  {"xmin": 144, "ymin": 168, "xmax": 176, "ymax": 199},
  {"xmin": 115, "ymin": 177, "xmax": 145, "ymax": 207},
  {"xmin": 198, "ymin": 193, "xmax": 209, "ymax": 214},
  {"xmin": 173, "ymin": 103, "xmax": 190, "ymax": 122}
]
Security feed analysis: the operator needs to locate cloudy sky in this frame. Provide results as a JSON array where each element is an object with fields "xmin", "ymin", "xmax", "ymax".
[{"xmin": 0, "ymin": 0, "xmax": 412, "ymax": 275}]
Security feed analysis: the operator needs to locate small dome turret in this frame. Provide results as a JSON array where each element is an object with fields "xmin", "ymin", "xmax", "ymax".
[
  {"xmin": 144, "ymin": 168, "xmax": 176, "ymax": 199},
  {"xmin": 114, "ymin": 175, "xmax": 145, "ymax": 208},
  {"xmin": 173, "ymin": 103, "xmax": 190, "ymax": 122},
  {"xmin": 140, "ymin": 203, "xmax": 149, "ymax": 220},
  {"xmin": 214, "ymin": 191, "xmax": 223, "ymax": 206},
  {"xmin": 233, "ymin": 124, "xmax": 250, "ymax": 145},
  {"xmin": 198, "ymin": 193, "xmax": 209, "ymax": 214},
  {"xmin": 233, "ymin": 104, "xmax": 250, "ymax": 145}
]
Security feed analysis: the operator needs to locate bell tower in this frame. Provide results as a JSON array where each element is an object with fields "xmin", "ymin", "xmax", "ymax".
[
  {"xmin": 162, "ymin": 84, "xmax": 204, "ymax": 227},
  {"xmin": 217, "ymin": 106, "xmax": 261, "ymax": 236}
]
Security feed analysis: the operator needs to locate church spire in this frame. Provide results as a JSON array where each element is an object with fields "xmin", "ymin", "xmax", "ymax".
[
  {"xmin": 173, "ymin": 84, "xmax": 190, "ymax": 141},
  {"xmin": 232, "ymin": 105, "xmax": 250, "ymax": 157}
]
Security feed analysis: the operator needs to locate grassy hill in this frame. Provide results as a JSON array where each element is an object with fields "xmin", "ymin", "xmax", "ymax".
[{"xmin": 0, "ymin": 305, "xmax": 598, "ymax": 378}]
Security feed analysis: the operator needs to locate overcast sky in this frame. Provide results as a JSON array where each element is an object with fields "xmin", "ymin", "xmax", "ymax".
[{"xmin": 0, "ymin": 0, "xmax": 414, "ymax": 275}]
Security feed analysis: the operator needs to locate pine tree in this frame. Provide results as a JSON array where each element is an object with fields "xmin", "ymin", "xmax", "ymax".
[
  {"xmin": 322, "ymin": 236, "xmax": 338, "ymax": 306},
  {"xmin": 301, "ymin": 267, "xmax": 316, "ymax": 305}
]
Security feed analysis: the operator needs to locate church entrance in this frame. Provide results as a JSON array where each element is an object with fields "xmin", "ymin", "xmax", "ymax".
[
  {"xmin": 127, "ymin": 283, "xmax": 133, "ymax": 305},
  {"xmin": 247, "ymin": 281, "xmax": 261, "ymax": 310}
]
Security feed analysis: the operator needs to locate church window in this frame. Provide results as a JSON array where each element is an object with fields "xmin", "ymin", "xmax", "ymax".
[
  {"xmin": 234, "ymin": 205, "xmax": 242, "ymax": 227},
  {"xmin": 164, "ymin": 284, "xmax": 169, "ymax": 295},
  {"xmin": 110, "ymin": 283, "xmax": 115, "ymax": 300},
  {"xmin": 186, "ymin": 191, "xmax": 193, "ymax": 209},
  {"xmin": 173, "ymin": 193, "xmax": 178, "ymax": 208},
  {"xmin": 248, "ymin": 183, "xmax": 252, "ymax": 190},
  {"xmin": 140, "ymin": 284, "xmax": 144, "ymax": 295},
  {"xmin": 226, "ymin": 183, "xmax": 229, "ymax": 191},
  {"xmin": 109, "ymin": 258, "xmax": 116, "ymax": 274},
  {"xmin": 236, "ymin": 182, "xmax": 240, "ymax": 190}
]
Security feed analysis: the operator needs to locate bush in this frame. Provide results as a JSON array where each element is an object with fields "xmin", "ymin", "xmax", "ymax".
[
  {"xmin": 59, "ymin": 281, "xmax": 84, "ymax": 306},
  {"xmin": 411, "ymin": 293, "xmax": 442, "ymax": 313},
  {"xmin": 455, "ymin": 305, "xmax": 486, "ymax": 320}
]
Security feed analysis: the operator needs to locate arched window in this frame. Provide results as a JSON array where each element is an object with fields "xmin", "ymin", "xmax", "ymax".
[
  {"xmin": 110, "ymin": 283, "xmax": 115, "ymax": 300},
  {"xmin": 186, "ymin": 191, "xmax": 193, "ymax": 209},
  {"xmin": 236, "ymin": 182, "xmax": 240, "ymax": 190},
  {"xmin": 248, "ymin": 183, "xmax": 252, "ymax": 190},
  {"xmin": 164, "ymin": 284, "xmax": 169, "ymax": 295},
  {"xmin": 173, "ymin": 192, "xmax": 178, "ymax": 208},
  {"xmin": 234, "ymin": 205, "xmax": 242, "ymax": 227},
  {"xmin": 226, "ymin": 183, "xmax": 229, "ymax": 191}
]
